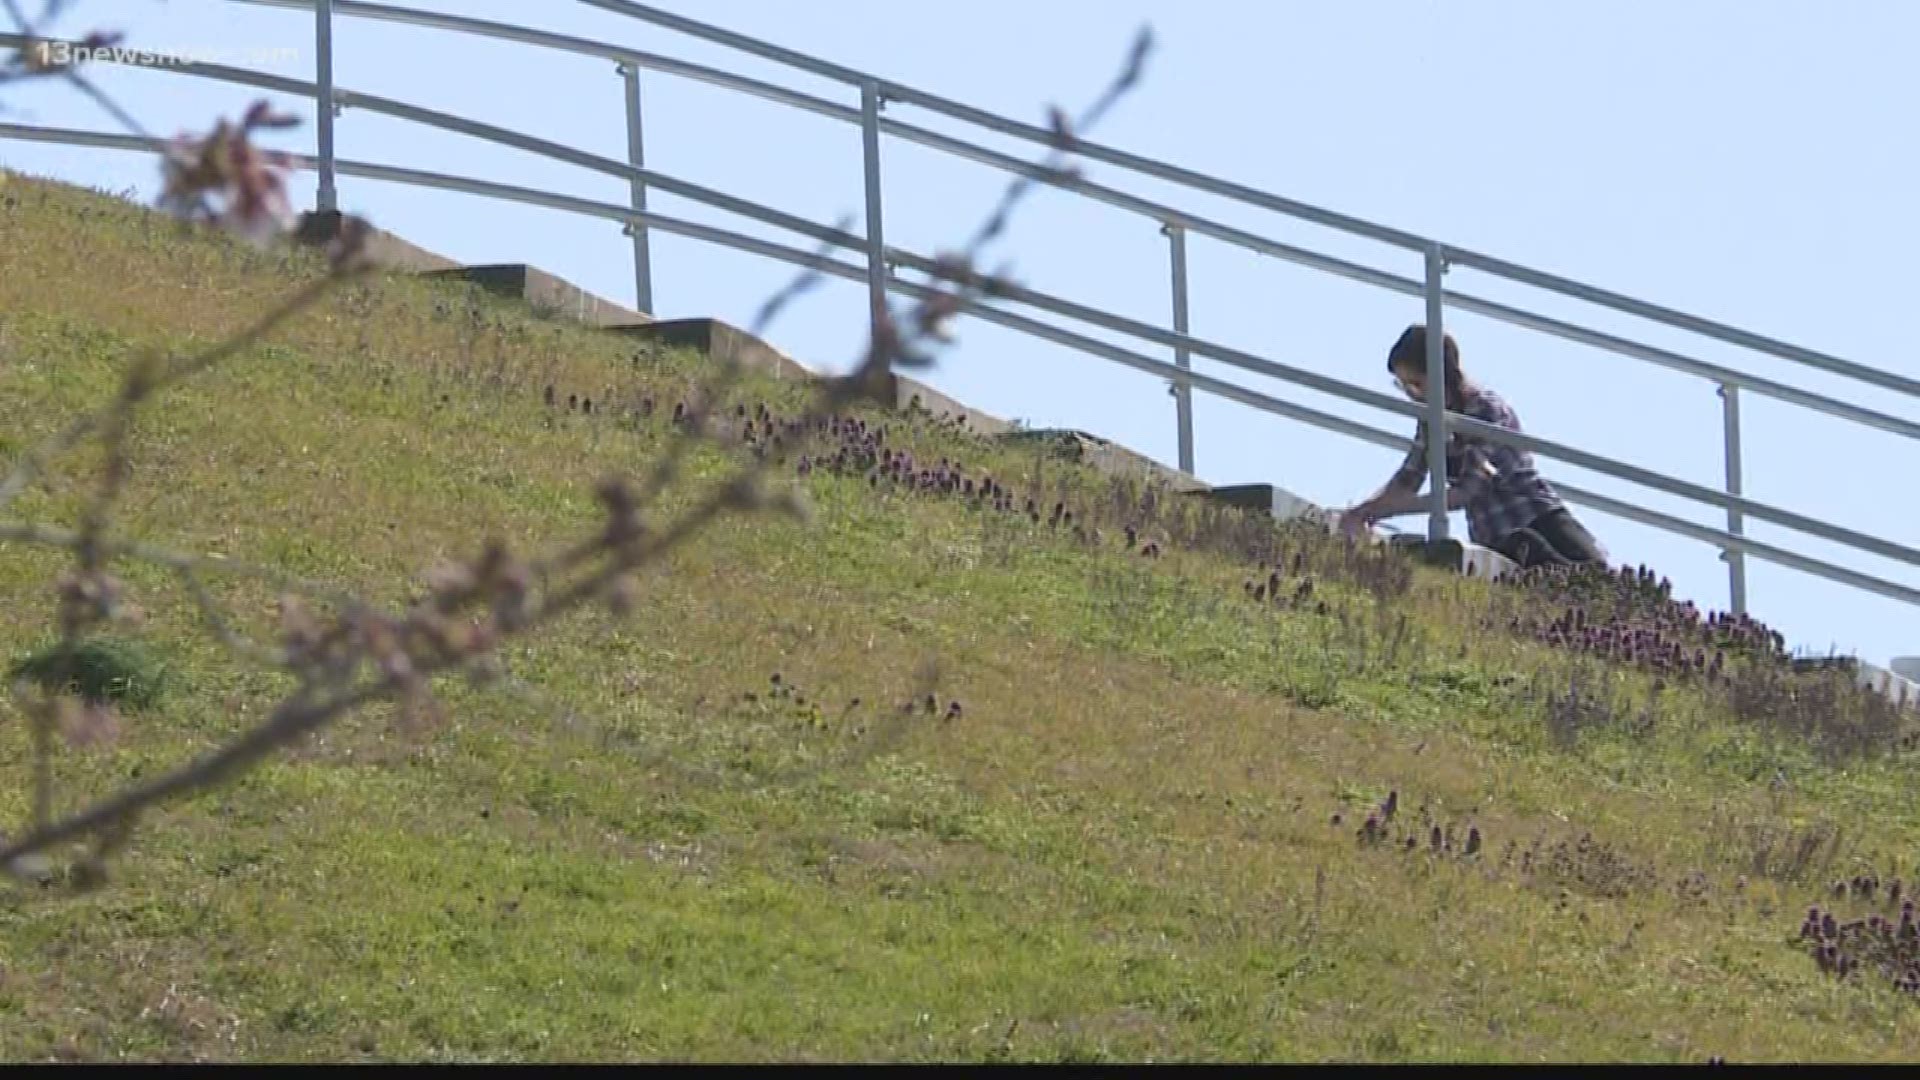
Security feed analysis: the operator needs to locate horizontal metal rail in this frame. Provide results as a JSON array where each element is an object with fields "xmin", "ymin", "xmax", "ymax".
[
  {"xmin": 556, "ymin": 0, "xmax": 1920, "ymax": 403},
  {"xmin": 567, "ymin": 0, "xmax": 1435, "ymax": 252},
  {"xmin": 224, "ymin": 1, "xmax": 1920, "ymax": 442},
  {"xmin": 229, "ymin": 0, "xmax": 855, "ymax": 111},
  {"xmin": 45, "ymin": 35, "xmax": 877, "ymax": 262}
]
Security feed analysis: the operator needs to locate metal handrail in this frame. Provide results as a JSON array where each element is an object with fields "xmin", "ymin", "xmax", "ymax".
[
  {"xmin": 29, "ymin": 117, "xmax": 1909, "ymax": 612},
  {"xmin": 9, "ymin": 119, "xmax": 1920, "ymax": 622},
  {"xmin": 216, "ymin": 1, "xmax": 1920, "ymax": 447},
  {"xmin": 3, "ymin": 5, "xmax": 1916, "ymax": 634}
]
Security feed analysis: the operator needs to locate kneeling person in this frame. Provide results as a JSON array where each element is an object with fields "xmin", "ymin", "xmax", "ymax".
[{"xmin": 1340, "ymin": 324, "xmax": 1607, "ymax": 570}]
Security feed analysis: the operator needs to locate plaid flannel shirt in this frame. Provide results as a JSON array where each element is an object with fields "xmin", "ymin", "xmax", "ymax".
[{"xmin": 1392, "ymin": 384, "xmax": 1562, "ymax": 547}]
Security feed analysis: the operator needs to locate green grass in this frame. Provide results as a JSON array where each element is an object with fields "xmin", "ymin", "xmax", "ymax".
[
  {"xmin": 3, "ymin": 169, "xmax": 1920, "ymax": 1062},
  {"xmin": 8, "ymin": 635, "xmax": 172, "ymax": 711}
]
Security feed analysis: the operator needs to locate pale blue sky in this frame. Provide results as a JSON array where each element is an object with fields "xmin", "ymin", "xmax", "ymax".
[{"xmin": 3, "ymin": 1, "xmax": 1916, "ymax": 668}]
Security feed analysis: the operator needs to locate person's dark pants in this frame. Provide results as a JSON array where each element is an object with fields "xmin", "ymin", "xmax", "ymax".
[{"xmin": 1493, "ymin": 507, "xmax": 1606, "ymax": 569}]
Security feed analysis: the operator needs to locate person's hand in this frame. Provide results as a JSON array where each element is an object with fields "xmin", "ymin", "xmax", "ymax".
[{"xmin": 1337, "ymin": 504, "xmax": 1377, "ymax": 538}]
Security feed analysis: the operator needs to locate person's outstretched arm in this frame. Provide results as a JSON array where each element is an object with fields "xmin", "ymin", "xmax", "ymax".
[
  {"xmin": 1365, "ymin": 477, "xmax": 1476, "ymax": 519},
  {"xmin": 1341, "ymin": 427, "xmax": 1427, "ymax": 530},
  {"xmin": 1341, "ymin": 423, "xmax": 1481, "ymax": 531}
]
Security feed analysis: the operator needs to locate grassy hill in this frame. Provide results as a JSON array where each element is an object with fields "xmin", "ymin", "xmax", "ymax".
[{"xmin": 3, "ymin": 170, "xmax": 1920, "ymax": 1062}]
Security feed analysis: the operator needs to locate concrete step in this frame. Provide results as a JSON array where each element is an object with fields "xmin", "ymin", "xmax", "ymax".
[
  {"xmin": 420, "ymin": 263, "xmax": 653, "ymax": 329},
  {"xmin": 1191, "ymin": 482, "xmax": 1335, "ymax": 525},
  {"xmin": 1000, "ymin": 428, "xmax": 1209, "ymax": 493},
  {"xmin": 1856, "ymin": 662, "xmax": 1920, "ymax": 712},
  {"xmin": 610, "ymin": 317, "xmax": 809, "ymax": 381},
  {"xmin": 295, "ymin": 209, "xmax": 462, "ymax": 273},
  {"xmin": 1386, "ymin": 533, "xmax": 1519, "ymax": 582}
]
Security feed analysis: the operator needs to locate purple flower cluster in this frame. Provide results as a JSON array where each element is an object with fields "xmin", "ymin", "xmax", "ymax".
[
  {"xmin": 1724, "ymin": 662, "xmax": 1906, "ymax": 758},
  {"xmin": 1503, "ymin": 562, "xmax": 1791, "ymax": 684},
  {"xmin": 1350, "ymin": 789, "xmax": 1484, "ymax": 859},
  {"xmin": 1526, "ymin": 605, "xmax": 1725, "ymax": 679},
  {"xmin": 783, "ymin": 407, "xmax": 1200, "ymax": 557},
  {"xmin": 1800, "ymin": 895, "xmax": 1920, "ymax": 993},
  {"xmin": 1490, "ymin": 559, "xmax": 1907, "ymax": 754}
]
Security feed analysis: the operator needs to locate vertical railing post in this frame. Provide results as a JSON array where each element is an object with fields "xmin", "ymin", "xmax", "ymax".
[
  {"xmin": 859, "ymin": 80, "xmax": 888, "ymax": 344},
  {"xmin": 314, "ymin": 0, "xmax": 337, "ymax": 214},
  {"xmin": 1423, "ymin": 242, "xmax": 1450, "ymax": 543},
  {"xmin": 1720, "ymin": 381, "xmax": 1748, "ymax": 614},
  {"xmin": 1163, "ymin": 221, "xmax": 1195, "ymax": 475},
  {"xmin": 618, "ymin": 60, "xmax": 654, "ymax": 314}
]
